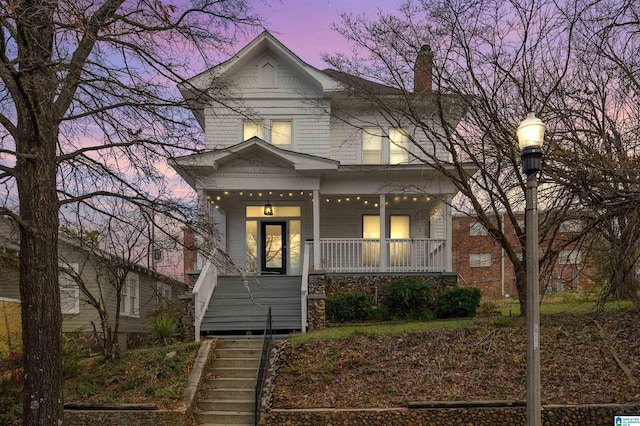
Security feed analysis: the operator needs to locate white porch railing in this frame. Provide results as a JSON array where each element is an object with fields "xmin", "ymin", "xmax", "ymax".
[
  {"xmin": 192, "ymin": 260, "xmax": 218, "ymax": 342},
  {"xmin": 318, "ymin": 238, "xmax": 447, "ymax": 273}
]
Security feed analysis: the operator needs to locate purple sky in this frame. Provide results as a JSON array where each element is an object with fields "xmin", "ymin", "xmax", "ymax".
[{"xmin": 239, "ymin": 0, "xmax": 401, "ymax": 69}]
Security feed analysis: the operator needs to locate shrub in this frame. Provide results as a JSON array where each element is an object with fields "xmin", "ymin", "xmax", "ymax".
[
  {"xmin": 63, "ymin": 335, "xmax": 90, "ymax": 376},
  {"xmin": 149, "ymin": 316, "xmax": 180, "ymax": 346},
  {"xmin": 384, "ymin": 277, "xmax": 435, "ymax": 320},
  {"xmin": 326, "ymin": 293, "xmax": 373, "ymax": 323},
  {"xmin": 436, "ymin": 287, "xmax": 482, "ymax": 319}
]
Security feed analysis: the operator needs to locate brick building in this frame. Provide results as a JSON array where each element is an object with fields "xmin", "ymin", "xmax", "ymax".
[{"xmin": 452, "ymin": 214, "xmax": 589, "ymax": 298}]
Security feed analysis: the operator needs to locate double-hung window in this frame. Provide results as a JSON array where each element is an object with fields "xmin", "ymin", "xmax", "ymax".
[
  {"xmin": 243, "ymin": 119, "xmax": 292, "ymax": 147},
  {"xmin": 243, "ymin": 120, "xmax": 264, "ymax": 140},
  {"xmin": 120, "ymin": 272, "xmax": 139, "ymax": 317},
  {"xmin": 270, "ymin": 120, "xmax": 292, "ymax": 147},
  {"xmin": 362, "ymin": 127, "xmax": 409, "ymax": 164}
]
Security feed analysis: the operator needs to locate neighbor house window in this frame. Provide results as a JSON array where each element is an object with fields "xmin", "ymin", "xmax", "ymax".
[
  {"xmin": 243, "ymin": 120, "xmax": 264, "ymax": 140},
  {"xmin": 120, "ymin": 272, "xmax": 139, "ymax": 317},
  {"xmin": 470, "ymin": 253, "xmax": 492, "ymax": 267},
  {"xmin": 157, "ymin": 282, "xmax": 171, "ymax": 304},
  {"xmin": 389, "ymin": 128, "xmax": 409, "ymax": 164},
  {"xmin": 559, "ymin": 250, "xmax": 582, "ymax": 265},
  {"xmin": 60, "ymin": 263, "xmax": 80, "ymax": 315},
  {"xmin": 271, "ymin": 120, "xmax": 292, "ymax": 146},
  {"xmin": 470, "ymin": 221, "xmax": 488, "ymax": 236},
  {"xmin": 362, "ymin": 128, "xmax": 383, "ymax": 164},
  {"xmin": 559, "ymin": 220, "xmax": 582, "ymax": 233}
]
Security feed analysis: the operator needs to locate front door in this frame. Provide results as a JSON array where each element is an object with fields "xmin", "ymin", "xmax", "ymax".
[{"xmin": 261, "ymin": 221, "xmax": 287, "ymax": 275}]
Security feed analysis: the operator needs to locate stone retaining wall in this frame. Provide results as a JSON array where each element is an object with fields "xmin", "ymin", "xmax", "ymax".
[
  {"xmin": 261, "ymin": 403, "xmax": 640, "ymax": 425},
  {"xmin": 324, "ymin": 273, "xmax": 458, "ymax": 306},
  {"xmin": 307, "ymin": 273, "xmax": 458, "ymax": 330},
  {"xmin": 65, "ymin": 409, "xmax": 193, "ymax": 426}
]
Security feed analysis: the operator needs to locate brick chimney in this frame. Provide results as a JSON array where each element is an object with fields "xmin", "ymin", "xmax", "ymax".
[{"xmin": 413, "ymin": 45, "xmax": 433, "ymax": 94}]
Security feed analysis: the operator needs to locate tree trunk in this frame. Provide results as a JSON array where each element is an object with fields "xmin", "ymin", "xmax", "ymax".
[
  {"xmin": 15, "ymin": 1, "xmax": 63, "ymax": 423},
  {"xmin": 515, "ymin": 265, "xmax": 527, "ymax": 317},
  {"xmin": 17, "ymin": 134, "xmax": 63, "ymax": 424}
]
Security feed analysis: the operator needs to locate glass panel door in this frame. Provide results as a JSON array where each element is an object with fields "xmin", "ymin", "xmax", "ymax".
[{"xmin": 261, "ymin": 222, "xmax": 287, "ymax": 274}]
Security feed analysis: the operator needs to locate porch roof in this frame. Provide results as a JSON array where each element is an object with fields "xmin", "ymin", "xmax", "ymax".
[{"xmin": 170, "ymin": 138, "xmax": 477, "ymax": 194}]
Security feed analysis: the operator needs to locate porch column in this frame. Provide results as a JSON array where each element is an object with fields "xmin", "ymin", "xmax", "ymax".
[
  {"xmin": 313, "ymin": 190, "xmax": 321, "ymax": 270},
  {"xmin": 445, "ymin": 195, "xmax": 453, "ymax": 271},
  {"xmin": 379, "ymin": 194, "xmax": 387, "ymax": 272}
]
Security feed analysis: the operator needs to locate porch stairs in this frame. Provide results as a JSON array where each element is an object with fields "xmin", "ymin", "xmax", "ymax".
[
  {"xmin": 200, "ymin": 275, "xmax": 302, "ymax": 334},
  {"xmin": 194, "ymin": 338, "xmax": 261, "ymax": 425}
]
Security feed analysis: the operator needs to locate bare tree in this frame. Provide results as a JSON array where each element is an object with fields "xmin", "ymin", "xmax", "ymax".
[
  {"xmin": 60, "ymin": 206, "xmax": 159, "ymax": 358},
  {"xmin": 325, "ymin": 0, "xmax": 640, "ymax": 313},
  {"xmin": 0, "ymin": 1, "xmax": 262, "ymax": 423}
]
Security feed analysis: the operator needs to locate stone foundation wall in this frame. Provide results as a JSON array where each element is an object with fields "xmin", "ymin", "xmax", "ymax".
[
  {"xmin": 179, "ymin": 294, "xmax": 195, "ymax": 342},
  {"xmin": 261, "ymin": 403, "xmax": 640, "ymax": 425},
  {"xmin": 306, "ymin": 273, "xmax": 458, "ymax": 330},
  {"xmin": 325, "ymin": 273, "xmax": 458, "ymax": 307},
  {"xmin": 65, "ymin": 409, "xmax": 193, "ymax": 426}
]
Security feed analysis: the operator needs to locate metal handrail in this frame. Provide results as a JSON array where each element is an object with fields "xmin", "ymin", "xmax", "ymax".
[{"xmin": 254, "ymin": 307, "xmax": 273, "ymax": 426}]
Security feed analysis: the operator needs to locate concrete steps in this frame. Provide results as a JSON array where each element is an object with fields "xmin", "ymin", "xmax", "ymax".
[{"xmin": 195, "ymin": 338, "xmax": 263, "ymax": 426}]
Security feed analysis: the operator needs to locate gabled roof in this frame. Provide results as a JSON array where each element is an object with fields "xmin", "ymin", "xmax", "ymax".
[
  {"xmin": 179, "ymin": 31, "xmax": 342, "ymax": 122},
  {"xmin": 170, "ymin": 137, "xmax": 339, "ymax": 188}
]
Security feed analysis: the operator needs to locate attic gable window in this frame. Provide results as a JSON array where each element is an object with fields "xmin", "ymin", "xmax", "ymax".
[
  {"xmin": 243, "ymin": 120, "xmax": 264, "ymax": 140},
  {"xmin": 271, "ymin": 120, "xmax": 292, "ymax": 146}
]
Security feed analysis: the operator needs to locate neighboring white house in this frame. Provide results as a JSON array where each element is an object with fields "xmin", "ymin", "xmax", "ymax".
[{"xmin": 170, "ymin": 31, "xmax": 475, "ymax": 334}]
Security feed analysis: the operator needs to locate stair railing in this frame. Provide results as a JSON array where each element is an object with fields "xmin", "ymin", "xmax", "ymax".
[
  {"xmin": 300, "ymin": 241, "xmax": 312, "ymax": 333},
  {"xmin": 254, "ymin": 307, "xmax": 273, "ymax": 426},
  {"xmin": 192, "ymin": 260, "xmax": 217, "ymax": 342}
]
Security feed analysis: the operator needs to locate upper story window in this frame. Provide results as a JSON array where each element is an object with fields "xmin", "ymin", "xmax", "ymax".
[
  {"xmin": 362, "ymin": 127, "xmax": 409, "ymax": 164},
  {"xmin": 559, "ymin": 220, "xmax": 582, "ymax": 233},
  {"xmin": 469, "ymin": 221, "xmax": 488, "ymax": 236},
  {"xmin": 559, "ymin": 249, "xmax": 582, "ymax": 265},
  {"xmin": 243, "ymin": 119, "xmax": 292, "ymax": 147},
  {"xmin": 271, "ymin": 120, "xmax": 292, "ymax": 146},
  {"xmin": 362, "ymin": 128, "xmax": 383, "ymax": 164},
  {"xmin": 389, "ymin": 129, "xmax": 409, "ymax": 164},
  {"xmin": 244, "ymin": 120, "xmax": 264, "ymax": 140}
]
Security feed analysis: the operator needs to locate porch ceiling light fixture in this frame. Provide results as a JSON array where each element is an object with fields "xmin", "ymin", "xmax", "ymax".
[{"xmin": 263, "ymin": 194, "xmax": 273, "ymax": 216}]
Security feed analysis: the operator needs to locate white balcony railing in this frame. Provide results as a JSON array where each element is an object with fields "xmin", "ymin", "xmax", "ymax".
[{"xmin": 318, "ymin": 238, "xmax": 447, "ymax": 273}]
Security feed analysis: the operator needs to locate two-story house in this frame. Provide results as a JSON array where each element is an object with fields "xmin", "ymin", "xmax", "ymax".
[{"xmin": 171, "ymin": 32, "xmax": 476, "ymax": 336}]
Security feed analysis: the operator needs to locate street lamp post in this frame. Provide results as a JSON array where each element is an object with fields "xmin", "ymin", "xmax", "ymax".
[{"xmin": 517, "ymin": 112, "xmax": 546, "ymax": 426}]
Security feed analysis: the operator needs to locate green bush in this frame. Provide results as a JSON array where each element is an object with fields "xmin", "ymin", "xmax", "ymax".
[
  {"xmin": 149, "ymin": 316, "xmax": 180, "ymax": 346},
  {"xmin": 384, "ymin": 277, "xmax": 435, "ymax": 320},
  {"xmin": 326, "ymin": 293, "xmax": 373, "ymax": 323},
  {"xmin": 436, "ymin": 287, "xmax": 482, "ymax": 319}
]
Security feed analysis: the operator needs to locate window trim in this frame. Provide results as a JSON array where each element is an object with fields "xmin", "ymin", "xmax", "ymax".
[
  {"xmin": 120, "ymin": 272, "xmax": 140, "ymax": 318},
  {"xmin": 469, "ymin": 221, "xmax": 488, "ymax": 236},
  {"xmin": 361, "ymin": 127, "xmax": 410, "ymax": 164},
  {"xmin": 470, "ymin": 252, "xmax": 492, "ymax": 267},
  {"xmin": 270, "ymin": 120, "xmax": 292, "ymax": 147}
]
